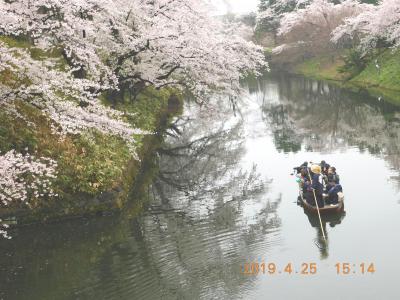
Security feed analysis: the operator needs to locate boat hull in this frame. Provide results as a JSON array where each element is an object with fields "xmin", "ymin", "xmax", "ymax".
[{"xmin": 299, "ymin": 191, "xmax": 344, "ymax": 215}]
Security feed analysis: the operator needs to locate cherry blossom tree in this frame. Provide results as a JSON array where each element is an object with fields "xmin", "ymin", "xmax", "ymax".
[
  {"xmin": 0, "ymin": 0, "xmax": 266, "ymax": 148},
  {"xmin": 0, "ymin": 0, "xmax": 266, "ymax": 237},
  {"xmin": 0, "ymin": 150, "xmax": 58, "ymax": 238},
  {"xmin": 331, "ymin": 0, "xmax": 400, "ymax": 51},
  {"xmin": 0, "ymin": 42, "xmax": 145, "ymax": 152},
  {"xmin": 256, "ymin": 0, "xmax": 311, "ymax": 44},
  {"xmin": 1, "ymin": 0, "xmax": 266, "ymax": 101},
  {"xmin": 274, "ymin": 0, "xmax": 369, "ymax": 57},
  {"xmin": 0, "ymin": 150, "xmax": 58, "ymax": 206},
  {"xmin": 0, "ymin": 0, "xmax": 267, "ymax": 146},
  {"xmin": 109, "ymin": 0, "xmax": 267, "ymax": 100}
]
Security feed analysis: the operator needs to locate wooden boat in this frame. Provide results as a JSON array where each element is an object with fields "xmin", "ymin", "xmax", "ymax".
[{"xmin": 298, "ymin": 191, "xmax": 344, "ymax": 215}]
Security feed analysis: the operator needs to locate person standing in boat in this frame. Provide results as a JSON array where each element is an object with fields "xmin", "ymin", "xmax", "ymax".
[
  {"xmin": 310, "ymin": 164, "xmax": 324, "ymax": 208},
  {"xmin": 298, "ymin": 167, "xmax": 313, "ymax": 203}
]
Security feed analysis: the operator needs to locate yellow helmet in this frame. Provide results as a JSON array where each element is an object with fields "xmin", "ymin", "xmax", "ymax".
[{"xmin": 311, "ymin": 164, "xmax": 321, "ymax": 174}]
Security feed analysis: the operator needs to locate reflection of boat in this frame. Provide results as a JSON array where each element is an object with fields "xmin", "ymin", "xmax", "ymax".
[
  {"xmin": 298, "ymin": 191, "xmax": 344, "ymax": 215},
  {"xmin": 303, "ymin": 207, "xmax": 346, "ymax": 259},
  {"xmin": 304, "ymin": 208, "xmax": 346, "ymax": 228}
]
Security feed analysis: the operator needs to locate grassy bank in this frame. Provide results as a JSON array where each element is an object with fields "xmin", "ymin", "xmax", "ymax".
[
  {"xmin": 0, "ymin": 89, "xmax": 182, "ymax": 225},
  {"xmin": 293, "ymin": 53, "xmax": 346, "ymax": 81},
  {"xmin": 292, "ymin": 49, "xmax": 400, "ymax": 104},
  {"xmin": 0, "ymin": 37, "xmax": 182, "ymax": 225}
]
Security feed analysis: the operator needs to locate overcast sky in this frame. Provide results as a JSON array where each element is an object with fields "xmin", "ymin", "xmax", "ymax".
[{"xmin": 211, "ymin": 0, "xmax": 259, "ymax": 15}]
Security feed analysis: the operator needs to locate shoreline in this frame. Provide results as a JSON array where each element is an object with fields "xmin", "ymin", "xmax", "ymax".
[
  {"xmin": 0, "ymin": 93, "xmax": 183, "ymax": 227},
  {"xmin": 272, "ymin": 59, "xmax": 400, "ymax": 106}
]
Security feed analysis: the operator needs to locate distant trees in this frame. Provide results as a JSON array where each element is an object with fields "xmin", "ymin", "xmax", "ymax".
[
  {"xmin": 256, "ymin": 0, "xmax": 310, "ymax": 43},
  {"xmin": 276, "ymin": 0, "xmax": 368, "ymax": 55},
  {"xmin": 332, "ymin": 0, "xmax": 400, "ymax": 51},
  {"xmin": 258, "ymin": 0, "xmax": 400, "ymax": 58}
]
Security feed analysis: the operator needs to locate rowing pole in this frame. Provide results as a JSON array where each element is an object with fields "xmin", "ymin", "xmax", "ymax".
[{"xmin": 306, "ymin": 167, "xmax": 327, "ymax": 242}]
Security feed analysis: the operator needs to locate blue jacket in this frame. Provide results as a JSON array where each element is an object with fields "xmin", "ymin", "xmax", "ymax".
[
  {"xmin": 327, "ymin": 184, "xmax": 343, "ymax": 204},
  {"xmin": 311, "ymin": 173, "xmax": 324, "ymax": 194},
  {"xmin": 327, "ymin": 173, "xmax": 340, "ymax": 184},
  {"xmin": 303, "ymin": 180, "xmax": 312, "ymax": 193},
  {"xmin": 328, "ymin": 184, "xmax": 343, "ymax": 196}
]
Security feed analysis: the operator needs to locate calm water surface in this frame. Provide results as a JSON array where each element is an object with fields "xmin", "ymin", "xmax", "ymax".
[{"xmin": 1, "ymin": 74, "xmax": 400, "ymax": 300}]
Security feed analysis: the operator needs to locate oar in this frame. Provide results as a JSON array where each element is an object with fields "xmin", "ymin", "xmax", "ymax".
[{"xmin": 306, "ymin": 167, "xmax": 327, "ymax": 242}]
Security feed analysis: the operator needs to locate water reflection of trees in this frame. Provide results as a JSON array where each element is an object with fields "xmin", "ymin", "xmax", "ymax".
[
  {"xmin": 254, "ymin": 74, "xmax": 400, "ymax": 154},
  {"xmin": 156, "ymin": 101, "xmax": 262, "ymax": 206},
  {"xmin": 129, "ymin": 101, "xmax": 283, "ymax": 299},
  {"xmin": 0, "ymin": 100, "xmax": 282, "ymax": 300},
  {"xmin": 253, "ymin": 74, "xmax": 400, "ymax": 189}
]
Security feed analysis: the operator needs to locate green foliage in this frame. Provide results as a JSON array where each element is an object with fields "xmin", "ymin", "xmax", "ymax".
[
  {"xmin": 293, "ymin": 47, "xmax": 400, "ymax": 105},
  {"xmin": 0, "ymin": 107, "xmax": 39, "ymax": 153},
  {"xmin": 0, "ymin": 85, "xmax": 178, "ymax": 211},
  {"xmin": 0, "ymin": 35, "xmax": 67, "ymax": 71},
  {"xmin": 0, "ymin": 36, "xmax": 181, "ymax": 220},
  {"xmin": 258, "ymin": 0, "xmax": 269, "ymax": 11},
  {"xmin": 57, "ymin": 133, "xmax": 131, "ymax": 195},
  {"xmin": 360, "ymin": 0, "xmax": 378, "ymax": 4},
  {"xmin": 258, "ymin": 0, "xmax": 301, "ymax": 14},
  {"xmin": 0, "ymin": 35, "xmax": 31, "ymax": 48},
  {"xmin": 0, "ymin": 102, "xmax": 131, "ymax": 197},
  {"xmin": 295, "ymin": 49, "xmax": 400, "ymax": 92},
  {"xmin": 294, "ymin": 54, "xmax": 346, "ymax": 81},
  {"xmin": 116, "ymin": 87, "xmax": 176, "ymax": 131},
  {"xmin": 338, "ymin": 49, "xmax": 368, "ymax": 78},
  {"xmin": 351, "ymin": 49, "xmax": 400, "ymax": 91},
  {"xmin": 255, "ymin": 0, "xmax": 310, "ymax": 36}
]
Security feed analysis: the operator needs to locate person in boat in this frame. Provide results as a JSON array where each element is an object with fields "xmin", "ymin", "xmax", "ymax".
[
  {"xmin": 326, "ymin": 183, "xmax": 343, "ymax": 205},
  {"xmin": 327, "ymin": 166, "xmax": 340, "ymax": 184},
  {"xmin": 294, "ymin": 162, "xmax": 308, "ymax": 189},
  {"xmin": 320, "ymin": 160, "xmax": 330, "ymax": 175},
  {"xmin": 296, "ymin": 166, "xmax": 311, "ymax": 198},
  {"xmin": 302, "ymin": 177, "xmax": 312, "ymax": 193},
  {"xmin": 293, "ymin": 162, "xmax": 308, "ymax": 175},
  {"xmin": 310, "ymin": 164, "xmax": 324, "ymax": 208},
  {"xmin": 300, "ymin": 167, "xmax": 308, "ymax": 180},
  {"xmin": 303, "ymin": 180, "xmax": 314, "ymax": 206},
  {"xmin": 324, "ymin": 166, "xmax": 340, "ymax": 192}
]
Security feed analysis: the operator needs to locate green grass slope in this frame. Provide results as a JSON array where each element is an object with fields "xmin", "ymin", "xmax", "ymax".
[
  {"xmin": 292, "ymin": 49, "xmax": 400, "ymax": 104},
  {"xmin": 294, "ymin": 54, "xmax": 346, "ymax": 81},
  {"xmin": 351, "ymin": 49, "xmax": 400, "ymax": 91}
]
